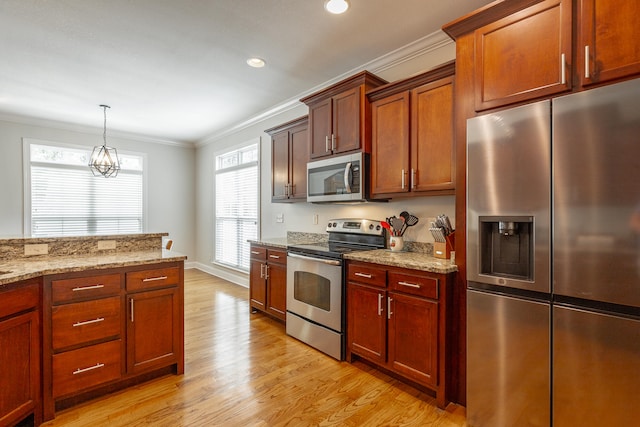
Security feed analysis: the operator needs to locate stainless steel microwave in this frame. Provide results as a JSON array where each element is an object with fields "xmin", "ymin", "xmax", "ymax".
[{"xmin": 307, "ymin": 152, "xmax": 367, "ymax": 203}]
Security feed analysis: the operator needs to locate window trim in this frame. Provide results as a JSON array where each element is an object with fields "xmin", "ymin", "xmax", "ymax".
[
  {"xmin": 212, "ymin": 137, "xmax": 261, "ymax": 272},
  {"xmin": 22, "ymin": 137, "xmax": 148, "ymax": 237}
]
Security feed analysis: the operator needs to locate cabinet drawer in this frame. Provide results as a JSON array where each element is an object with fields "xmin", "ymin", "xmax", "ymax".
[
  {"xmin": 250, "ymin": 245, "xmax": 267, "ymax": 261},
  {"xmin": 126, "ymin": 266, "xmax": 180, "ymax": 292},
  {"xmin": 347, "ymin": 263, "xmax": 387, "ymax": 288},
  {"xmin": 52, "ymin": 274, "xmax": 121, "ymax": 304},
  {"xmin": 52, "ymin": 339, "xmax": 121, "ymax": 398},
  {"xmin": 266, "ymin": 248, "xmax": 286, "ymax": 265},
  {"xmin": 389, "ymin": 271, "xmax": 438, "ymax": 299},
  {"xmin": 52, "ymin": 297, "xmax": 121, "ymax": 350}
]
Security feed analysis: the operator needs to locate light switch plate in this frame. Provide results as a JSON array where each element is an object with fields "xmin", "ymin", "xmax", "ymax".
[
  {"xmin": 97, "ymin": 240, "xmax": 117, "ymax": 250},
  {"xmin": 24, "ymin": 243, "xmax": 48, "ymax": 256},
  {"xmin": 276, "ymin": 213, "xmax": 284, "ymax": 223}
]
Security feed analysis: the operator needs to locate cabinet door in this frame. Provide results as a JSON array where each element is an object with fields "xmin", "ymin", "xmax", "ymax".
[
  {"xmin": 474, "ymin": 0, "xmax": 572, "ymax": 110},
  {"xmin": 127, "ymin": 287, "xmax": 180, "ymax": 373},
  {"xmin": 289, "ymin": 122, "xmax": 309, "ymax": 201},
  {"xmin": 271, "ymin": 131, "xmax": 290, "ymax": 201},
  {"xmin": 0, "ymin": 310, "xmax": 39, "ymax": 427},
  {"xmin": 266, "ymin": 262, "xmax": 287, "ymax": 321},
  {"xmin": 309, "ymin": 98, "xmax": 333, "ymax": 159},
  {"xmin": 411, "ymin": 77, "xmax": 455, "ymax": 193},
  {"xmin": 347, "ymin": 283, "xmax": 386, "ymax": 364},
  {"xmin": 388, "ymin": 292, "xmax": 438, "ymax": 387},
  {"xmin": 578, "ymin": 0, "xmax": 640, "ymax": 86},
  {"xmin": 332, "ymin": 86, "xmax": 361, "ymax": 154},
  {"xmin": 249, "ymin": 259, "xmax": 267, "ymax": 311},
  {"xmin": 370, "ymin": 91, "xmax": 410, "ymax": 196}
]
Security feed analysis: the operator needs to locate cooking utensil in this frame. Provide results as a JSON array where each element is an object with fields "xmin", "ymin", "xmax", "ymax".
[
  {"xmin": 398, "ymin": 211, "xmax": 419, "ymax": 236},
  {"xmin": 381, "ymin": 221, "xmax": 392, "ymax": 233},
  {"xmin": 391, "ymin": 217, "xmax": 404, "ymax": 236}
]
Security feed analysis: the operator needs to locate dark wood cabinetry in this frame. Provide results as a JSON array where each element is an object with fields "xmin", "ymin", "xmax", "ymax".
[
  {"xmin": 368, "ymin": 63, "xmax": 455, "ymax": 198},
  {"xmin": 578, "ymin": 0, "xmax": 640, "ymax": 87},
  {"xmin": 346, "ymin": 261, "xmax": 452, "ymax": 408},
  {"xmin": 301, "ymin": 71, "xmax": 387, "ymax": 160},
  {"xmin": 266, "ymin": 116, "xmax": 309, "ymax": 202},
  {"xmin": 43, "ymin": 262, "xmax": 184, "ymax": 421},
  {"xmin": 0, "ymin": 279, "xmax": 41, "ymax": 427},
  {"xmin": 249, "ymin": 244, "xmax": 287, "ymax": 321}
]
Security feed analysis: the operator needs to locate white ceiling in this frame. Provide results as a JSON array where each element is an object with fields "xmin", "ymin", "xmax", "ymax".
[{"xmin": 0, "ymin": 0, "xmax": 492, "ymax": 145}]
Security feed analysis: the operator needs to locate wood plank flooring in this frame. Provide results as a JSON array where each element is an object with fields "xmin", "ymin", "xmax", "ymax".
[{"xmin": 42, "ymin": 269, "xmax": 467, "ymax": 427}]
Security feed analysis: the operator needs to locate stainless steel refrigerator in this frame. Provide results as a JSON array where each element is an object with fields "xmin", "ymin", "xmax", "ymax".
[{"xmin": 466, "ymin": 78, "xmax": 640, "ymax": 427}]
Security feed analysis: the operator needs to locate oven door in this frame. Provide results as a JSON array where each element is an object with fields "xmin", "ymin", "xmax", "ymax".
[{"xmin": 286, "ymin": 252, "xmax": 343, "ymax": 332}]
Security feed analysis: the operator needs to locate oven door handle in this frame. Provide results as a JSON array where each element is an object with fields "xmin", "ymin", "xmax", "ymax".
[{"xmin": 287, "ymin": 252, "xmax": 341, "ymax": 266}]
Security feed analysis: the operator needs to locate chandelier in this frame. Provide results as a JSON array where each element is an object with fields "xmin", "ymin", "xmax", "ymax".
[{"xmin": 89, "ymin": 104, "xmax": 121, "ymax": 177}]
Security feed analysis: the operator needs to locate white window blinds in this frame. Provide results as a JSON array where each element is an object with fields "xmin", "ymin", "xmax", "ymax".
[
  {"xmin": 28, "ymin": 142, "xmax": 144, "ymax": 237},
  {"xmin": 214, "ymin": 143, "xmax": 259, "ymax": 271}
]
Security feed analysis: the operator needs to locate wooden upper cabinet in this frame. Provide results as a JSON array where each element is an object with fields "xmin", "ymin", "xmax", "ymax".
[
  {"xmin": 411, "ymin": 76, "xmax": 455, "ymax": 193},
  {"xmin": 302, "ymin": 71, "xmax": 387, "ymax": 160},
  {"xmin": 266, "ymin": 116, "xmax": 309, "ymax": 202},
  {"xmin": 578, "ymin": 0, "xmax": 640, "ymax": 87},
  {"xmin": 370, "ymin": 91, "xmax": 410, "ymax": 196},
  {"xmin": 474, "ymin": 0, "xmax": 572, "ymax": 111},
  {"xmin": 368, "ymin": 62, "xmax": 455, "ymax": 199}
]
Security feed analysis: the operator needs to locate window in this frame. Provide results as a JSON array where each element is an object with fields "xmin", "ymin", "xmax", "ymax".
[
  {"xmin": 214, "ymin": 141, "xmax": 259, "ymax": 271},
  {"xmin": 25, "ymin": 139, "xmax": 145, "ymax": 237}
]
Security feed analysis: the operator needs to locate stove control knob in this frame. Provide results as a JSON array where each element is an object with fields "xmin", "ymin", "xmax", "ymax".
[
  {"xmin": 332, "ymin": 222, "xmax": 338, "ymax": 228},
  {"xmin": 369, "ymin": 224, "xmax": 374, "ymax": 230},
  {"xmin": 327, "ymin": 222, "xmax": 332, "ymax": 228},
  {"xmin": 376, "ymin": 225, "xmax": 381, "ymax": 231}
]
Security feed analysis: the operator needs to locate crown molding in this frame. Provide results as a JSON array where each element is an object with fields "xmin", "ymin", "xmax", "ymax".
[{"xmin": 196, "ymin": 30, "xmax": 454, "ymax": 147}]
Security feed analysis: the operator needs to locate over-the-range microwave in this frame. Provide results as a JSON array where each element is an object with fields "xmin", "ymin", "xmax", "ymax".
[{"xmin": 307, "ymin": 152, "xmax": 371, "ymax": 203}]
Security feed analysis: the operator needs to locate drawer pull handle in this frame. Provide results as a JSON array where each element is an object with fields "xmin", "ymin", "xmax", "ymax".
[
  {"xmin": 73, "ymin": 317, "xmax": 105, "ymax": 327},
  {"xmin": 251, "ymin": 251, "xmax": 261, "ymax": 255},
  {"xmin": 398, "ymin": 281, "xmax": 421, "ymax": 289},
  {"xmin": 355, "ymin": 272, "xmax": 372, "ymax": 279},
  {"xmin": 269, "ymin": 254, "xmax": 280, "ymax": 259},
  {"xmin": 142, "ymin": 276, "xmax": 168, "ymax": 282},
  {"xmin": 72, "ymin": 284, "xmax": 104, "ymax": 292},
  {"xmin": 73, "ymin": 363, "xmax": 105, "ymax": 375}
]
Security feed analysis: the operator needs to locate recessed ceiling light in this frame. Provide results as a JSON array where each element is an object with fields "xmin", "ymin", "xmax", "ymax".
[
  {"xmin": 324, "ymin": 0, "xmax": 349, "ymax": 14},
  {"xmin": 246, "ymin": 57, "xmax": 266, "ymax": 68}
]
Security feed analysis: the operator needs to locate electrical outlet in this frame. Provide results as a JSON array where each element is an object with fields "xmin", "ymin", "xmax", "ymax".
[
  {"xmin": 313, "ymin": 214, "xmax": 319, "ymax": 225},
  {"xmin": 97, "ymin": 240, "xmax": 117, "ymax": 250},
  {"xmin": 276, "ymin": 213, "xmax": 284, "ymax": 223},
  {"xmin": 24, "ymin": 243, "xmax": 48, "ymax": 256}
]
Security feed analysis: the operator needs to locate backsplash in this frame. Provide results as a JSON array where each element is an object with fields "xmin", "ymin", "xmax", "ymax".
[{"xmin": 0, "ymin": 233, "xmax": 166, "ymax": 260}]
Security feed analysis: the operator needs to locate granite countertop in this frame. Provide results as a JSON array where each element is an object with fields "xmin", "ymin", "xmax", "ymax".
[
  {"xmin": 344, "ymin": 249, "xmax": 457, "ymax": 274},
  {"xmin": 247, "ymin": 237, "xmax": 290, "ymax": 249},
  {"xmin": 0, "ymin": 250, "xmax": 187, "ymax": 287}
]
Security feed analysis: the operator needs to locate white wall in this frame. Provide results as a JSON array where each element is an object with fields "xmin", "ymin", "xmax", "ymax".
[
  {"xmin": 0, "ymin": 119, "xmax": 197, "ymax": 259},
  {"xmin": 194, "ymin": 39, "xmax": 458, "ymax": 281}
]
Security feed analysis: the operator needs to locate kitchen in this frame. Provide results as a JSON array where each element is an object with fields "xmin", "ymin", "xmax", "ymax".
[{"xmin": 2, "ymin": 0, "xmax": 640, "ymax": 426}]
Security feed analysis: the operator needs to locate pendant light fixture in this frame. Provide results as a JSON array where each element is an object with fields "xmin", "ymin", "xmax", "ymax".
[{"xmin": 89, "ymin": 104, "xmax": 120, "ymax": 178}]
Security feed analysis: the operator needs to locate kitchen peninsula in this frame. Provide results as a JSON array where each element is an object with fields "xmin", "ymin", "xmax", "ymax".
[{"xmin": 0, "ymin": 233, "xmax": 186, "ymax": 426}]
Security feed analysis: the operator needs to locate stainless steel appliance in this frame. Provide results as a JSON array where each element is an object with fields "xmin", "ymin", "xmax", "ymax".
[
  {"xmin": 466, "ymin": 100, "xmax": 551, "ymax": 427},
  {"xmin": 466, "ymin": 78, "xmax": 640, "ymax": 427},
  {"xmin": 306, "ymin": 152, "xmax": 368, "ymax": 203},
  {"xmin": 287, "ymin": 219, "xmax": 386, "ymax": 359}
]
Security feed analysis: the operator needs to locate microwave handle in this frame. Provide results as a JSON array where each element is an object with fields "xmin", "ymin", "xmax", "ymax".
[{"xmin": 344, "ymin": 162, "xmax": 352, "ymax": 194}]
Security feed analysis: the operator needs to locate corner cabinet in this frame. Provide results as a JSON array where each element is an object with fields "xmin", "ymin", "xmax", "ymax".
[
  {"xmin": 346, "ymin": 261, "xmax": 453, "ymax": 408},
  {"xmin": 0, "ymin": 279, "xmax": 41, "ymax": 427},
  {"xmin": 368, "ymin": 62, "xmax": 455, "ymax": 199},
  {"xmin": 265, "ymin": 116, "xmax": 309, "ymax": 202},
  {"xmin": 301, "ymin": 71, "xmax": 387, "ymax": 160},
  {"xmin": 249, "ymin": 244, "xmax": 287, "ymax": 321},
  {"xmin": 42, "ymin": 262, "xmax": 184, "ymax": 421}
]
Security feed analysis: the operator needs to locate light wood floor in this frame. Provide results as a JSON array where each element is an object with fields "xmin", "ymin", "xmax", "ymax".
[{"xmin": 42, "ymin": 269, "xmax": 467, "ymax": 427}]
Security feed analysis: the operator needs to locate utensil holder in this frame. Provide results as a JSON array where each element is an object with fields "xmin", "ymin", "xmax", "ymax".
[
  {"xmin": 434, "ymin": 232, "xmax": 455, "ymax": 259},
  {"xmin": 390, "ymin": 236, "xmax": 404, "ymax": 252}
]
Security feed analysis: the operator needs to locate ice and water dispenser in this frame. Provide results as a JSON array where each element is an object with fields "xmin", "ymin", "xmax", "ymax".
[{"xmin": 479, "ymin": 216, "xmax": 534, "ymax": 282}]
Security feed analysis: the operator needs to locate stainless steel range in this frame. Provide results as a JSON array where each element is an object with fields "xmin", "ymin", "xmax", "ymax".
[{"xmin": 286, "ymin": 219, "xmax": 386, "ymax": 360}]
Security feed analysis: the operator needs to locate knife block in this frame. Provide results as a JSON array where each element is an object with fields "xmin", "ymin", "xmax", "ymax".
[{"xmin": 434, "ymin": 233, "xmax": 455, "ymax": 259}]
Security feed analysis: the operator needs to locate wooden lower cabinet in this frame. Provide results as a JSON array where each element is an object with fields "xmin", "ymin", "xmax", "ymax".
[
  {"xmin": 0, "ymin": 280, "xmax": 41, "ymax": 427},
  {"xmin": 43, "ymin": 262, "xmax": 184, "ymax": 421},
  {"xmin": 346, "ymin": 261, "xmax": 452, "ymax": 408},
  {"xmin": 249, "ymin": 244, "xmax": 287, "ymax": 321}
]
